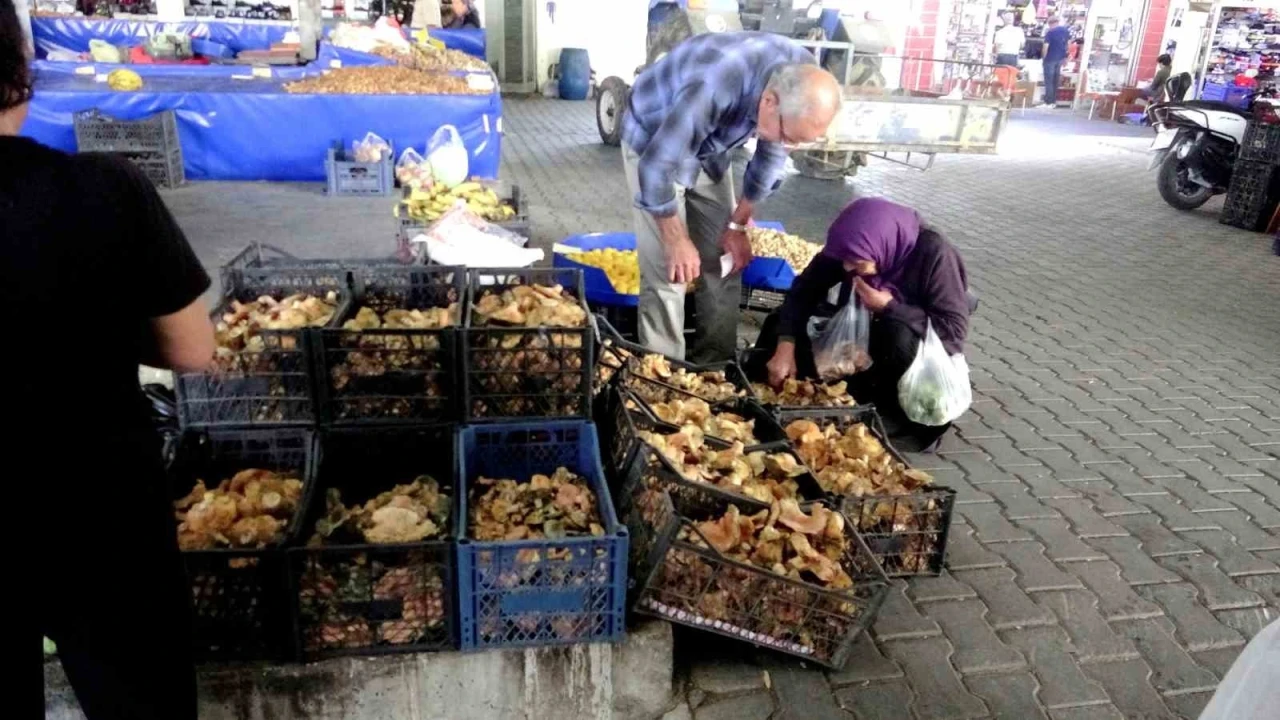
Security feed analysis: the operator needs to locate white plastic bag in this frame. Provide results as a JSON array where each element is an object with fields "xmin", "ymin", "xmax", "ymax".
[
  {"xmin": 810, "ymin": 298, "xmax": 873, "ymax": 381},
  {"xmin": 897, "ymin": 322, "xmax": 971, "ymax": 426},
  {"xmin": 427, "ymin": 125, "xmax": 469, "ymax": 188},
  {"xmin": 412, "ymin": 205, "xmax": 539, "ymax": 267},
  {"xmin": 89, "ymin": 39, "xmax": 122, "ymax": 64},
  {"xmin": 352, "ymin": 132, "xmax": 391, "ymax": 162}
]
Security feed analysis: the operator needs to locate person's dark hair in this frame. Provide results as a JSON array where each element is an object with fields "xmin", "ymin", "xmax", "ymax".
[
  {"xmin": 1157, "ymin": 53, "xmax": 1173, "ymax": 66},
  {"xmin": 1, "ymin": 0, "xmax": 33, "ymax": 112}
]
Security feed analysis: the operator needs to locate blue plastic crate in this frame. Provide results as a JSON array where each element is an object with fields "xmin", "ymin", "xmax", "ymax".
[
  {"xmin": 1200, "ymin": 82, "xmax": 1253, "ymax": 109},
  {"xmin": 743, "ymin": 220, "xmax": 800, "ymax": 291},
  {"xmin": 456, "ymin": 421, "xmax": 628, "ymax": 650},
  {"xmin": 555, "ymin": 223, "xmax": 802, "ymax": 299},
  {"xmin": 554, "ymin": 232, "xmax": 639, "ymax": 307}
]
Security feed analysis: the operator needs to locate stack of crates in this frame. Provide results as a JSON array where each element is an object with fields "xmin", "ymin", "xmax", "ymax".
[
  {"xmin": 167, "ymin": 249, "xmax": 631, "ymax": 662},
  {"xmin": 1222, "ymin": 119, "xmax": 1280, "ymax": 231},
  {"xmin": 73, "ymin": 109, "xmax": 184, "ymax": 189}
]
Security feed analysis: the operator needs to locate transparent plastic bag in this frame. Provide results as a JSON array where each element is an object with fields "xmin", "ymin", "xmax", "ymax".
[
  {"xmin": 810, "ymin": 298, "xmax": 873, "ymax": 381},
  {"xmin": 352, "ymin": 132, "xmax": 391, "ymax": 163},
  {"xmin": 897, "ymin": 322, "xmax": 972, "ymax": 426},
  {"xmin": 427, "ymin": 125, "xmax": 469, "ymax": 188},
  {"xmin": 395, "ymin": 147, "xmax": 432, "ymax": 190}
]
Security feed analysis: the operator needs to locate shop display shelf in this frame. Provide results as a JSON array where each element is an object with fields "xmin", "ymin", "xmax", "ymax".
[
  {"xmin": 169, "ymin": 427, "xmax": 318, "ymax": 662},
  {"xmin": 456, "ymin": 421, "xmax": 628, "ymax": 650},
  {"xmin": 289, "ymin": 426, "xmax": 459, "ymax": 659},
  {"xmin": 461, "ymin": 267, "xmax": 594, "ymax": 421}
]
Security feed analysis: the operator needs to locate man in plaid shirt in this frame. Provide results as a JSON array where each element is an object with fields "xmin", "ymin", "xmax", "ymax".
[{"xmin": 621, "ymin": 31, "xmax": 842, "ymax": 362}]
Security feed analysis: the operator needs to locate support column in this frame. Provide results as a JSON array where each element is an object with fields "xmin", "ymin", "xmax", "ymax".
[
  {"xmin": 15, "ymin": 0, "xmax": 33, "ymax": 56},
  {"xmin": 298, "ymin": 0, "xmax": 320, "ymax": 61}
]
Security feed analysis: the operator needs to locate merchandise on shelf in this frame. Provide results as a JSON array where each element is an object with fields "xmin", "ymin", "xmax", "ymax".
[{"xmin": 1202, "ymin": 7, "xmax": 1279, "ymax": 97}]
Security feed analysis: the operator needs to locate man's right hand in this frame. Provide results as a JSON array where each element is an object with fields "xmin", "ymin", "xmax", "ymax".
[
  {"xmin": 656, "ymin": 215, "xmax": 701, "ymax": 284},
  {"xmin": 767, "ymin": 341, "xmax": 798, "ymax": 388}
]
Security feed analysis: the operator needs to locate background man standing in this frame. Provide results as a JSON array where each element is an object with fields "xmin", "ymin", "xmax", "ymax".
[
  {"xmin": 621, "ymin": 31, "xmax": 841, "ymax": 362},
  {"xmin": 1042, "ymin": 16, "xmax": 1070, "ymax": 107}
]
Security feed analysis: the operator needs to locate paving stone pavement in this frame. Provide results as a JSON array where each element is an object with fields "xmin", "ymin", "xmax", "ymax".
[{"xmin": 166, "ymin": 98, "xmax": 1279, "ymax": 719}]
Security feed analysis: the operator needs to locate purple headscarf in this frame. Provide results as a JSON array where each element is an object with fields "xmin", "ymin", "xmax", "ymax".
[{"xmin": 822, "ymin": 197, "xmax": 922, "ymax": 298}]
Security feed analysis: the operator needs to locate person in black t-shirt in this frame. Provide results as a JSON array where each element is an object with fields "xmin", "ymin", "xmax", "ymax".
[{"xmin": 1, "ymin": 1, "xmax": 214, "ymax": 717}]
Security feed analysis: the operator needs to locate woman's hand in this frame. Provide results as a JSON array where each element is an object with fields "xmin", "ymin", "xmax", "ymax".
[
  {"xmin": 854, "ymin": 277, "xmax": 894, "ymax": 313},
  {"xmin": 767, "ymin": 342, "xmax": 798, "ymax": 388}
]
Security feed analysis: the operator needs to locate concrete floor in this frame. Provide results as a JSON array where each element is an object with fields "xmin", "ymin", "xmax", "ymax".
[{"xmin": 162, "ymin": 98, "xmax": 1279, "ymax": 720}]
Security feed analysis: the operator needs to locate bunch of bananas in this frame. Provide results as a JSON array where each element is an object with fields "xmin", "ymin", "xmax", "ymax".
[
  {"xmin": 395, "ymin": 181, "xmax": 517, "ymax": 223},
  {"xmin": 107, "ymin": 69, "xmax": 143, "ymax": 92},
  {"xmin": 570, "ymin": 248, "xmax": 639, "ymax": 295}
]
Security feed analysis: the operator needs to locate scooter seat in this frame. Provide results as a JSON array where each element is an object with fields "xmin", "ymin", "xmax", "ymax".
[{"xmin": 1177, "ymin": 99, "xmax": 1251, "ymax": 117}]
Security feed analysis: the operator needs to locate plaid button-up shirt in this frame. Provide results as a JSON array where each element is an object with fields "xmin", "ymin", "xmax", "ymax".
[{"xmin": 621, "ymin": 32, "xmax": 817, "ymax": 217}]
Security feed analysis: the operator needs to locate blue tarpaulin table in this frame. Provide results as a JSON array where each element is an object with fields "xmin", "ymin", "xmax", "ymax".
[
  {"xmin": 31, "ymin": 16, "xmax": 487, "ymax": 59},
  {"xmin": 22, "ymin": 70, "xmax": 502, "ymax": 182}
]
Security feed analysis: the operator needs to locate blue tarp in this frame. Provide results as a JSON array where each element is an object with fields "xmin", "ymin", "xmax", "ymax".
[
  {"xmin": 23, "ymin": 70, "xmax": 502, "ymax": 182},
  {"xmin": 428, "ymin": 28, "xmax": 485, "ymax": 59},
  {"xmin": 31, "ymin": 16, "xmax": 486, "ymax": 59},
  {"xmin": 30, "ymin": 41, "xmax": 381, "ymax": 78},
  {"xmin": 30, "ymin": 56, "xmax": 320, "ymax": 79}
]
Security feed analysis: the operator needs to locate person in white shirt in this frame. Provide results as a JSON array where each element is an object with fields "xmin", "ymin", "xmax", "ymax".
[{"xmin": 994, "ymin": 13, "xmax": 1025, "ymax": 67}]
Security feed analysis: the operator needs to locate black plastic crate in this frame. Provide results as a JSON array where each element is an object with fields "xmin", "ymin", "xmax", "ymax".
[
  {"xmin": 462, "ymin": 268, "xmax": 595, "ymax": 421},
  {"xmin": 218, "ymin": 243, "xmax": 363, "ymax": 295},
  {"xmin": 615, "ymin": 435, "xmax": 828, "ymax": 519},
  {"xmin": 740, "ymin": 285, "xmax": 787, "ymax": 312},
  {"xmin": 318, "ymin": 266, "xmax": 465, "ymax": 425},
  {"xmin": 1239, "ymin": 120, "xmax": 1280, "ymax": 164},
  {"xmin": 623, "ymin": 369, "xmax": 755, "ymax": 409},
  {"xmin": 398, "ymin": 184, "xmax": 531, "ymax": 241},
  {"xmin": 176, "ymin": 272, "xmax": 352, "ymax": 428},
  {"xmin": 738, "ymin": 347, "xmax": 867, "ymax": 411},
  {"xmin": 625, "ymin": 474, "xmax": 889, "ymax": 669},
  {"xmin": 616, "ymin": 390, "xmax": 784, "ymax": 471},
  {"xmin": 110, "ymin": 147, "xmax": 185, "ymax": 189},
  {"xmin": 776, "ymin": 407, "xmax": 955, "ymax": 577},
  {"xmin": 456, "ymin": 421, "xmax": 629, "ymax": 650},
  {"xmin": 1221, "ymin": 159, "xmax": 1280, "ymax": 232},
  {"xmin": 289, "ymin": 426, "xmax": 459, "ymax": 659},
  {"xmin": 74, "ymin": 108, "xmax": 180, "ymax": 155},
  {"xmin": 598, "ymin": 314, "xmax": 755, "ymax": 407},
  {"xmin": 842, "ymin": 489, "xmax": 957, "ymax": 577},
  {"xmin": 169, "ymin": 427, "xmax": 318, "ymax": 662},
  {"xmin": 601, "ymin": 386, "xmax": 740, "ymax": 507}
]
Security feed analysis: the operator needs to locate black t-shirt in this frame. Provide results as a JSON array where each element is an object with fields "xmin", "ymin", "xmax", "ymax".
[{"xmin": 0, "ymin": 136, "xmax": 210, "ymax": 449}]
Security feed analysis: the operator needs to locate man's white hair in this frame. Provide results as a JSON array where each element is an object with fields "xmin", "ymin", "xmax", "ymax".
[
  {"xmin": 766, "ymin": 63, "xmax": 840, "ymax": 119},
  {"xmin": 1002, "ymin": 12, "xmax": 1015, "ymax": 25}
]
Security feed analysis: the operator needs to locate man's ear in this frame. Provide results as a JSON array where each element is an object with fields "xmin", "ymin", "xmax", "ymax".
[{"xmin": 761, "ymin": 90, "xmax": 778, "ymax": 110}]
